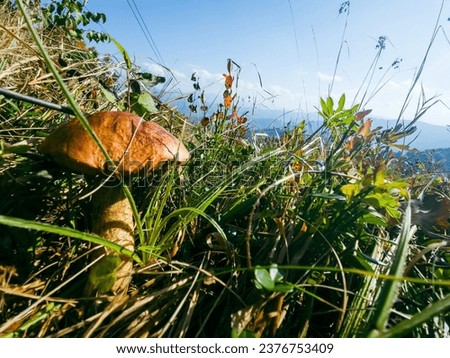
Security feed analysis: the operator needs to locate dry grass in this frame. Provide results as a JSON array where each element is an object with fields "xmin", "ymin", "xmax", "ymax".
[{"xmin": 0, "ymin": 2, "xmax": 112, "ymax": 114}]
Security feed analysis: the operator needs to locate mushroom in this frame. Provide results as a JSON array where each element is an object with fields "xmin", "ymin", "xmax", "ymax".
[{"xmin": 39, "ymin": 111, "xmax": 190, "ymax": 295}]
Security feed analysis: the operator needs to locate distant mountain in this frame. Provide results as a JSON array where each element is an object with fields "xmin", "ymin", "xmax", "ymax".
[
  {"xmin": 401, "ymin": 147, "xmax": 450, "ymax": 175},
  {"xmin": 371, "ymin": 118, "xmax": 449, "ymax": 151},
  {"xmin": 248, "ymin": 111, "xmax": 449, "ymax": 151},
  {"xmin": 247, "ymin": 113, "xmax": 450, "ymax": 176}
]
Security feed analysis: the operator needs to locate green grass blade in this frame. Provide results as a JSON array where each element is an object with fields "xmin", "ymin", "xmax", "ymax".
[
  {"xmin": 378, "ymin": 292, "xmax": 450, "ymax": 337},
  {"xmin": 109, "ymin": 35, "xmax": 132, "ymax": 70},
  {"xmin": 366, "ymin": 201, "xmax": 416, "ymax": 337},
  {"xmin": 160, "ymin": 206, "xmax": 228, "ymax": 244},
  {"xmin": 140, "ymin": 148, "xmax": 284, "ymax": 258},
  {"xmin": 121, "ymin": 182, "xmax": 144, "ymax": 248},
  {"xmin": 0, "ymin": 215, "xmax": 143, "ymax": 264}
]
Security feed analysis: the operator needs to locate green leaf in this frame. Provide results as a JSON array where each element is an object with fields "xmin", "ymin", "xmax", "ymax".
[
  {"xmin": 326, "ymin": 97, "xmax": 334, "ymax": 113},
  {"xmin": 378, "ymin": 292, "xmax": 450, "ymax": 337},
  {"xmin": 320, "ymin": 97, "xmax": 329, "ymax": 117},
  {"xmin": 306, "ymin": 270, "xmax": 326, "ymax": 285},
  {"xmin": 269, "ymin": 264, "xmax": 284, "ymax": 282},
  {"xmin": 385, "ymin": 205, "xmax": 401, "ymax": 219},
  {"xmin": 231, "ymin": 328, "xmax": 257, "ymax": 338},
  {"xmin": 434, "ymin": 267, "xmax": 450, "ymax": 280},
  {"xmin": 366, "ymin": 202, "xmax": 416, "ymax": 336},
  {"xmin": 343, "ymin": 252, "xmax": 375, "ymax": 271},
  {"xmin": 341, "ymin": 183, "xmax": 360, "ymax": 198},
  {"xmin": 364, "ymin": 193, "xmax": 399, "ymax": 211},
  {"xmin": 254, "ymin": 266, "xmax": 275, "ymax": 291},
  {"xmin": 109, "ymin": 35, "xmax": 132, "ymax": 70},
  {"xmin": 73, "ymin": 1, "xmax": 83, "ymax": 13},
  {"xmin": 137, "ymin": 92, "xmax": 158, "ymax": 113},
  {"xmin": 359, "ymin": 212, "xmax": 387, "ymax": 226},
  {"xmin": 138, "ymin": 72, "xmax": 166, "ymax": 87},
  {"xmin": 378, "ymin": 180, "xmax": 409, "ymax": 194},
  {"xmin": 337, "ymin": 93, "xmax": 346, "ymax": 112},
  {"xmin": 274, "ymin": 283, "xmax": 294, "ymax": 293},
  {"xmin": 67, "ymin": 29, "xmax": 78, "ymax": 38},
  {"xmin": 374, "ymin": 166, "xmax": 386, "ymax": 187},
  {"xmin": 98, "ymin": 83, "xmax": 117, "ymax": 104},
  {"xmin": 87, "ymin": 255, "xmax": 121, "ymax": 293},
  {"xmin": 254, "ymin": 265, "xmax": 293, "ymax": 293}
]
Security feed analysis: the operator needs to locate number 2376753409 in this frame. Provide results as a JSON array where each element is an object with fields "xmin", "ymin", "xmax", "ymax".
[{"xmin": 258, "ymin": 343, "xmax": 334, "ymax": 354}]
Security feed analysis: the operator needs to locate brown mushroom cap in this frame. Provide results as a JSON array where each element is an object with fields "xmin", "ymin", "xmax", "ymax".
[{"xmin": 39, "ymin": 111, "xmax": 190, "ymax": 176}]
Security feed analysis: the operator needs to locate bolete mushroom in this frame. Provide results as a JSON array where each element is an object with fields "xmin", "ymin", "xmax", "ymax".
[{"xmin": 39, "ymin": 111, "xmax": 190, "ymax": 295}]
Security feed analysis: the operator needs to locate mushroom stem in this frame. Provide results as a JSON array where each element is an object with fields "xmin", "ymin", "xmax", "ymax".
[{"xmin": 89, "ymin": 184, "xmax": 134, "ymax": 295}]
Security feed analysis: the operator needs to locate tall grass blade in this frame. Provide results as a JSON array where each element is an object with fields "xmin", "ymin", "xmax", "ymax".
[
  {"xmin": 378, "ymin": 292, "xmax": 450, "ymax": 337},
  {"xmin": 0, "ymin": 215, "xmax": 142, "ymax": 264},
  {"xmin": 366, "ymin": 201, "xmax": 416, "ymax": 337}
]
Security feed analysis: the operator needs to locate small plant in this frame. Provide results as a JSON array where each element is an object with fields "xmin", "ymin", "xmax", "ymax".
[{"xmin": 188, "ymin": 59, "xmax": 248, "ymax": 139}]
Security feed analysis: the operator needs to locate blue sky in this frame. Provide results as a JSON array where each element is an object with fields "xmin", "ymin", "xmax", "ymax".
[{"xmin": 86, "ymin": 0, "xmax": 450, "ymax": 126}]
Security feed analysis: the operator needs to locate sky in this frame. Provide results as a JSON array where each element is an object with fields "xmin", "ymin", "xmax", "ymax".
[{"xmin": 85, "ymin": 0, "xmax": 450, "ymax": 127}]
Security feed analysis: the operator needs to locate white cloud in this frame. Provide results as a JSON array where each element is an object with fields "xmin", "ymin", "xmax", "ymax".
[
  {"xmin": 136, "ymin": 62, "xmax": 450, "ymax": 126},
  {"xmin": 190, "ymin": 68, "xmax": 223, "ymax": 83},
  {"xmin": 141, "ymin": 62, "xmax": 166, "ymax": 76},
  {"xmin": 141, "ymin": 62, "xmax": 187, "ymax": 80},
  {"xmin": 146, "ymin": 62, "xmax": 447, "ymax": 126},
  {"xmin": 170, "ymin": 69, "xmax": 188, "ymax": 80},
  {"xmin": 317, "ymin": 71, "xmax": 342, "ymax": 82}
]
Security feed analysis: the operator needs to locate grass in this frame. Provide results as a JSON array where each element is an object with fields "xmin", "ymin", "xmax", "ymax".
[{"xmin": 0, "ymin": 0, "xmax": 449, "ymax": 337}]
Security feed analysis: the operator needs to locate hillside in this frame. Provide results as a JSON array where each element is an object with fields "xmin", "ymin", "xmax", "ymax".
[
  {"xmin": 250, "ymin": 115, "xmax": 450, "ymax": 175},
  {"xmin": 375, "ymin": 119, "xmax": 449, "ymax": 151},
  {"xmin": 402, "ymin": 147, "xmax": 450, "ymax": 175},
  {"xmin": 248, "ymin": 110, "xmax": 449, "ymax": 151}
]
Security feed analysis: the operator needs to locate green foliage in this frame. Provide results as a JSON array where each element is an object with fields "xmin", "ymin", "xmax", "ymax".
[
  {"xmin": 87, "ymin": 255, "xmax": 121, "ymax": 293},
  {"xmin": 319, "ymin": 93, "xmax": 359, "ymax": 137},
  {"xmin": 40, "ymin": 0, "xmax": 108, "ymax": 42},
  {"xmin": 254, "ymin": 265, "xmax": 293, "ymax": 293},
  {"xmin": 341, "ymin": 164, "xmax": 409, "ymax": 221},
  {"xmin": 100, "ymin": 35, "xmax": 165, "ymax": 116},
  {"xmin": 131, "ymin": 91, "xmax": 158, "ymax": 115},
  {"xmin": 377, "ymin": 292, "xmax": 450, "ymax": 338},
  {"xmin": 109, "ymin": 35, "xmax": 132, "ymax": 69}
]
